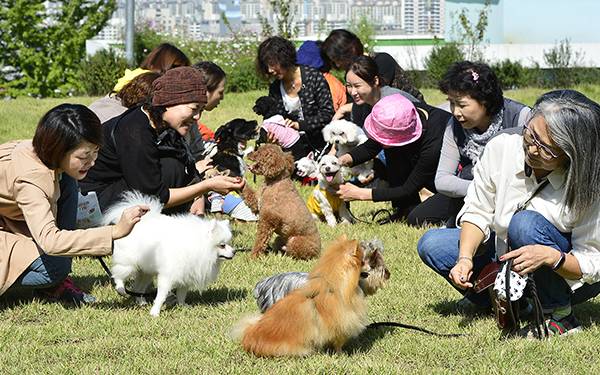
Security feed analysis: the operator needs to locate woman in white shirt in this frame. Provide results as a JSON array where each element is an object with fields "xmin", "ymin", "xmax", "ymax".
[{"xmin": 418, "ymin": 90, "xmax": 600, "ymax": 338}]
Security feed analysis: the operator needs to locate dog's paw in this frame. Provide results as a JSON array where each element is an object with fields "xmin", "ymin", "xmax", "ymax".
[
  {"xmin": 149, "ymin": 306, "xmax": 162, "ymax": 317},
  {"xmin": 114, "ymin": 284, "xmax": 127, "ymax": 297}
]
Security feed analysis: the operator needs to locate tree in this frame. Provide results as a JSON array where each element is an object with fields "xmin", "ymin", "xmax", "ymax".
[
  {"xmin": 0, "ymin": 0, "xmax": 117, "ymax": 97},
  {"xmin": 543, "ymin": 39, "xmax": 586, "ymax": 88},
  {"xmin": 454, "ymin": 0, "xmax": 491, "ymax": 61},
  {"xmin": 424, "ymin": 40, "xmax": 465, "ymax": 87},
  {"xmin": 257, "ymin": 0, "xmax": 298, "ymax": 40},
  {"xmin": 349, "ymin": 12, "xmax": 377, "ymax": 52}
]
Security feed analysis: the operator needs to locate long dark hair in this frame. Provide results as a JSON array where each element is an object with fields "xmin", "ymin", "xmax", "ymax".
[
  {"xmin": 140, "ymin": 43, "xmax": 190, "ymax": 74},
  {"xmin": 347, "ymin": 55, "xmax": 387, "ymax": 87},
  {"xmin": 322, "ymin": 29, "xmax": 364, "ymax": 71},
  {"xmin": 193, "ymin": 61, "xmax": 226, "ymax": 92}
]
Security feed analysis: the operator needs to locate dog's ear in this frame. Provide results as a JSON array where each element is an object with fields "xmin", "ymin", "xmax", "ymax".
[
  {"xmin": 322, "ymin": 125, "xmax": 332, "ymax": 143},
  {"xmin": 283, "ymin": 151, "xmax": 295, "ymax": 177},
  {"xmin": 307, "ymin": 151, "xmax": 314, "ymax": 161},
  {"xmin": 214, "ymin": 125, "xmax": 233, "ymax": 143},
  {"xmin": 219, "ymin": 169, "xmax": 230, "ymax": 177}
]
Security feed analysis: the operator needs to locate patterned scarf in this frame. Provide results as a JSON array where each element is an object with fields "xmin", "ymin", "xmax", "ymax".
[{"xmin": 459, "ymin": 107, "xmax": 504, "ymax": 164}]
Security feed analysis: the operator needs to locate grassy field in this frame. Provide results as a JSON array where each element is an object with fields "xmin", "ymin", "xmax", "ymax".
[{"xmin": 2, "ymin": 88, "xmax": 600, "ymax": 374}]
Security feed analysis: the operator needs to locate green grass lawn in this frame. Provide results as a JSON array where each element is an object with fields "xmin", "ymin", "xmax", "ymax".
[{"xmin": 2, "ymin": 88, "xmax": 600, "ymax": 374}]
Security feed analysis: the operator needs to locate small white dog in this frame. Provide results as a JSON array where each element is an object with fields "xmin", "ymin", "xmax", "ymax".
[
  {"xmin": 101, "ymin": 191, "xmax": 236, "ymax": 316},
  {"xmin": 322, "ymin": 120, "xmax": 374, "ymax": 183},
  {"xmin": 294, "ymin": 151, "xmax": 319, "ymax": 186},
  {"xmin": 306, "ymin": 155, "xmax": 352, "ymax": 226}
]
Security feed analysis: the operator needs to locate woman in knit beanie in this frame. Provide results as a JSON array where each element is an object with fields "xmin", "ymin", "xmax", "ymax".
[{"xmin": 80, "ymin": 67, "xmax": 245, "ymax": 215}]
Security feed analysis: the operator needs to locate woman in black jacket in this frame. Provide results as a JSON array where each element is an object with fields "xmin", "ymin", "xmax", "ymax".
[
  {"xmin": 256, "ymin": 36, "xmax": 335, "ymax": 157},
  {"xmin": 335, "ymin": 94, "xmax": 452, "ymax": 226}
]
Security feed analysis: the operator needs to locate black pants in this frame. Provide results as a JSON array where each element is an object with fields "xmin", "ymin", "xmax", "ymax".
[{"xmin": 405, "ymin": 193, "xmax": 452, "ymax": 227}]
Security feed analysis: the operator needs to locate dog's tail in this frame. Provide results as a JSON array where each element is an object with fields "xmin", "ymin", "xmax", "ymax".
[{"xmin": 100, "ymin": 190, "xmax": 163, "ymax": 225}]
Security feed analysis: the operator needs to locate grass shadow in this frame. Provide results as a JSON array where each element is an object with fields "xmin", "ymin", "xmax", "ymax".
[
  {"xmin": 344, "ymin": 324, "xmax": 404, "ymax": 354},
  {"xmin": 186, "ymin": 286, "xmax": 248, "ymax": 305}
]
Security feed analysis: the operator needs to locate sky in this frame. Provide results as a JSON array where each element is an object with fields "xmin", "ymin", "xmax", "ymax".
[{"xmin": 445, "ymin": 0, "xmax": 600, "ymax": 44}]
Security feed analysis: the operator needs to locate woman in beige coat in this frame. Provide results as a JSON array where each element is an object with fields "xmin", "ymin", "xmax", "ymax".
[{"xmin": 0, "ymin": 104, "xmax": 147, "ymax": 306}]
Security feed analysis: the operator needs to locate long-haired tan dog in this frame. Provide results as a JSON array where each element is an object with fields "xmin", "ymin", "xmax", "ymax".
[{"xmin": 236, "ymin": 236, "xmax": 367, "ymax": 357}]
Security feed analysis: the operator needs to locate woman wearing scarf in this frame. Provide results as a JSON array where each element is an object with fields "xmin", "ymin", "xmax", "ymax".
[{"xmin": 433, "ymin": 61, "xmax": 530, "ymax": 227}]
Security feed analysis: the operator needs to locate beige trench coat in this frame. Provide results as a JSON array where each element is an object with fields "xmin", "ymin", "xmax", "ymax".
[{"xmin": 0, "ymin": 140, "xmax": 113, "ymax": 295}]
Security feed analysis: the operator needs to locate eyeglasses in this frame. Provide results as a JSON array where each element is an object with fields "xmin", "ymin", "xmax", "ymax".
[{"xmin": 523, "ymin": 123, "xmax": 566, "ymax": 160}]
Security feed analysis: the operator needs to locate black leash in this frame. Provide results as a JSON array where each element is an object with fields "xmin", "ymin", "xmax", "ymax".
[
  {"xmin": 367, "ymin": 321, "xmax": 466, "ymax": 338},
  {"xmin": 96, "ymin": 257, "xmax": 157, "ymax": 298}
]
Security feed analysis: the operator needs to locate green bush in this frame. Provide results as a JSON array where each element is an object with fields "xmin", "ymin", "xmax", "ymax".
[
  {"xmin": 226, "ymin": 62, "xmax": 269, "ymax": 93},
  {"xmin": 78, "ymin": 48, "xmax": 129, "ymax": 96},
  {"xmin": 423, "ymin": 41, "xmax": 465, "ymax": 88},
  {"xmin": 491, "ymin": 59, "xmax": 526, "ymax": 90}
]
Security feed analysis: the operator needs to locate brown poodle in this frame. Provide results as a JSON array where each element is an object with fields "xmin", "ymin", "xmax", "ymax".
[{"xmin": 241, "ymin": 144, "xmax": 321, "ymax": 260}]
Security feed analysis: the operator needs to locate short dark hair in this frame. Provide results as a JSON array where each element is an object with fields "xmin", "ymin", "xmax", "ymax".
[
  {"xmin": 347, "ymin": 55, "xmax": 387, "ymax": 87},
  {"xmin": 256, "ymin": 36, "xmax": 297, "ymax": 80},
  {"xmin": 439, "ymin": 61, "xmax": 504, "ymax": 118},
  {"xmin": 322, "ymin": 29, "xmax": 364, "ymax": 71},
  {"xmin": 192, "ymin": 61, "xmax": 227, "ymax": 92},
  {"xmin": 116, "ymin": 71, "xmax": 161, "ymax": 108},
  {"xmin": 140, "ymin": 43, "xmax": 190, "ymax": 74},
  {"xmin": 33, "ymin": 104, "xmax": 103, "ymax": 169}
]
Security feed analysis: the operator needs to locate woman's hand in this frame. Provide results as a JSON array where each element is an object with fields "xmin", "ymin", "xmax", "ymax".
[
  {"xmin": 449, "ymin": 258, "xmax": 474, "ymax": 289},
  {"xmin": 265, "ymin": 131, "xmax": 281, "ymax": 146},
  {"xmin": 332, "ymin": 103, "xmax": 352, "ymax": 121},
  {"xmin": 195, "ymin": 158, "xmax": 213, "ymax": 174},
  {"xmin": 500, "ymin": 244, "xmax": 558, "ymax": 275},
  {"xmin": 337, "ymin": 153, "xmax": 353, "ymax": 167},
  {"xmin": 206, "ymin": 175, "xmax": 245, "ymax": 195},
  {"xmin": 112, "ymin": 205, "xmax": 150, "ymax": 240},
  {"xmin": 329, "ymin": 182, "xmax": 371, "ymax": 202},
  {"xmin": 189, "ymin": 197, "xmax": 205, "ymax": 216},
  {"xmin": 284, "ymin": 119, "xmax": 300, "ymax": 130}
]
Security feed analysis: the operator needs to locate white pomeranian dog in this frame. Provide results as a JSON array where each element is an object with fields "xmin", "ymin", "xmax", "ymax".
[
  {"xmin": 306, "ymin": 155, "xmax": 352, "ymax": 227},
  {"xmin": 322, "ymin": 120, "xmax": 374, "ymax": 183},
  {"xmin": 101, "ymin": 191, "xmax": 236, "ymax": 317}
]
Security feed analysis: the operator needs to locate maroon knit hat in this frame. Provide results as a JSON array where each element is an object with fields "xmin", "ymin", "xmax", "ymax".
[{"xmin": 152, "ymin": 67, "xmax": 207, "ymax": 107}]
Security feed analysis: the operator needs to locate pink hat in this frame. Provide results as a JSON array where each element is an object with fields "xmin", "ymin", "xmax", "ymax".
[{"xmin": 364, "ymin": 94, "xmax": 423, "ymax": 147}]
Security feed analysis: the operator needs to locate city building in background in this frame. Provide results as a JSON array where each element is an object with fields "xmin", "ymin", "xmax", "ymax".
[{"xmin": 93, "ymin": 0, "xmax": 445, "ymax": 42}]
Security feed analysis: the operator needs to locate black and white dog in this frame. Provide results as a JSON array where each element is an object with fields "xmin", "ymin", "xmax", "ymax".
[{"xmin": 211, "ymin": 118, "xmax": 258, "ymax": 178}]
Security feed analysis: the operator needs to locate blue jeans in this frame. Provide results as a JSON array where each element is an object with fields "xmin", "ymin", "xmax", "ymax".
[
  {"xmin": 508, "ymin": 210, "xmax": 600, "ymax": 313},
  {"xmin": 418, "ymin": 210, "xmax": 600, "ymax": 313},
  {"xmin": 11, "ymin": 174, "xmax": 77, "ymax": 289},
  {"xmin": 418, "ymin": 228, "xmax": 496, "ymax": 306}
]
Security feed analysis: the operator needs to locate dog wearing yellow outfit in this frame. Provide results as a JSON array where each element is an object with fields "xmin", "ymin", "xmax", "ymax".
[{"xmin": 307, "ymin": 155, "xmax": 352, "ymax": 227}]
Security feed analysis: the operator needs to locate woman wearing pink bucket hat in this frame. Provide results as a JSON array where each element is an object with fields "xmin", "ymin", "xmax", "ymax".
[{"xmin": 335, "ymin": 94, "xmax": 452, "ymax": 226}]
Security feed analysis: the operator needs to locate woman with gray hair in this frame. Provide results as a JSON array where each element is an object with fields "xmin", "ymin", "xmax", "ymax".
[{"xmin": 417, "ymin": 90, "xmax": 600, "ymax": 339}]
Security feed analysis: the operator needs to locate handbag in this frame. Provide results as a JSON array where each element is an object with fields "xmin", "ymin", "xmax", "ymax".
[
  {"xmin": 470, "ymin": 261, "xmax": 520, "ymax": 331},
  {"xmin": 471, "ymin": 179, "xmax": 551, "ymax": 332}
]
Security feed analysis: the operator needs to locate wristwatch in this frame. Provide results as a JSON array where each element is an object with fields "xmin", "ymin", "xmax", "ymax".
[{"xmin": 551, "ymin": 250, "xmax": 566, "ymax": 270}]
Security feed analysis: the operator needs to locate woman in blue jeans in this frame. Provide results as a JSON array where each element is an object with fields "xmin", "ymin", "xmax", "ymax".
[
  {"xmin": 418, "ymin": 90, "xmax": 600, "ymax": 338},
  {"xmin": 1, "ymin": 104, "xmax": 148, "ymax": 306}
]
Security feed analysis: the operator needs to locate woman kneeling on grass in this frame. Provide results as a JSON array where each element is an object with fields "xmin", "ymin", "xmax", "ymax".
[
  {"xmin": 418, "ymin": 90, "xmax": 600, "ymax": 338},
  {"xmin": 0, "ymin": 104, "xmax": 147, "ymax": 306}
]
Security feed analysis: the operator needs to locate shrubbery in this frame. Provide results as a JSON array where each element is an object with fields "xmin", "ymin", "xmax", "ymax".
[
  {"xmin": 64, "ymin": 21, "xmax": 600, "ymax": 97},
  {"xmin": 78, "ymin": 48, "xmax": 128, "ymax": 96}
]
